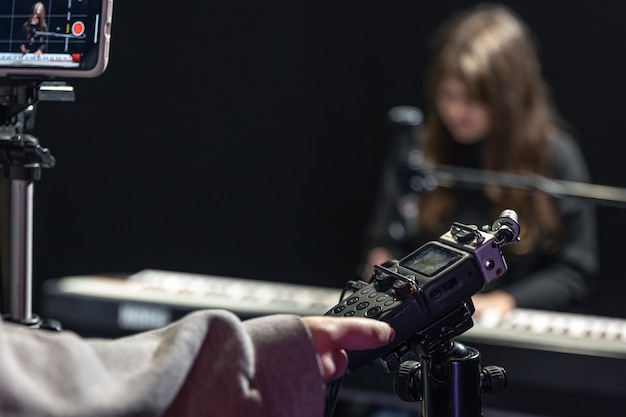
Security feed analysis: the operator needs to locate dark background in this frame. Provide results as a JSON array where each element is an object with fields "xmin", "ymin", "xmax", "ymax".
[{"xmin": 5, "ymin": 0, "xmax": 626, "ymax": 318}]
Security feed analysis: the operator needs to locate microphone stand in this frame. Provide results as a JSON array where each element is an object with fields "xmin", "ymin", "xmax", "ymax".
[
  {"xmin": 0, "ymin": 78, "xmax": 73, "ymax": 330},
  {"xmin": 415, "ymin": 163, "xmax": 626, "ymax": 209},
  {"xmin": 387, "ymin": 105, "xmax": 626, "ymax": 215},
  {"xmin": 386, "ymin": 106, "xmax": 424, "ymax": 240}
]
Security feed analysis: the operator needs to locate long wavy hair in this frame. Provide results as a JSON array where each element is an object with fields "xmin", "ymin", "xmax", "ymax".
[
  {"xmin": 25, "ymin": 2, "xmax": 48, "ymax": 37},
  {"xmin": 417, "ymin": 3, "xmax": 565, "ymax": 255}
]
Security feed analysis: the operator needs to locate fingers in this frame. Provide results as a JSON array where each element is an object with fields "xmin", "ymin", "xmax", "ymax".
[
  {"xmin": 304, "ymin": 316, "xmax": 395, "ymax": 351},
  {"xmin": 330, "ymin": 317, "xmax": 395, "ymax": 350},
  {"xmin": 303, "ymin": 316, "xmax": 395, "ymax": 382},
  {"xmin": 319, "ymin": 349, "xmax": 348, "ymax": 382}
]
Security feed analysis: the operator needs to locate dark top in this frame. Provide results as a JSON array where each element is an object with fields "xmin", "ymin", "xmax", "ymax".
[
  {"xmin": 363, "ymin": 130, "xmax": 600, "ymax": 313},
  {"xmin": 22, "ymin": 22, "xmax": 46, "ymax": 53}
]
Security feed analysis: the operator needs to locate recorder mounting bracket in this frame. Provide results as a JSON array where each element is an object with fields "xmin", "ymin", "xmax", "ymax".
[{"xmin": 389, "ymin": 303, "xmax": 508, "ymax": 417}]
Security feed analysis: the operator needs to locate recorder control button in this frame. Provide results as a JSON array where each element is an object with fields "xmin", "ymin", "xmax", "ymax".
[
  {"xmin": 346, "ymin": 296, "xmax": 359, "ymax": 305},
  {"xmin": 393, "ymin": 281, "xmax": 412, "ymax": 298},
  {"xmin": 375, "ymin": 275, "xmax": 395, "ymax": 290},
  {"xmin": 356, "ymin": 302, "xmax": 369, "ymax": 310},
  {"xmin": 332, "ymin": 305, "xmax": 345, "ymax": 314},
  {"xmin": 365, "ymin": 306, "xmax": 382, "ymax": 318},
  {"xmin": 344, "ymin": 310, "xmax": 355, "ymax": 317}
]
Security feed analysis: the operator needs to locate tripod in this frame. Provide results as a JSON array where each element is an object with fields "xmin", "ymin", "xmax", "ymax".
[
  {"xmin": 390, "ymin": 303, "xmax": 507, "ymax": 417},
  {"xmin": 0, "ymin": 78, "xmax": 73, "ymax": 330}
]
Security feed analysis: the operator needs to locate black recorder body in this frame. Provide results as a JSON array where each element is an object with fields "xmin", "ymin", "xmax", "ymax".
[{"xmin": 325, "ymin": 209, "xmax": 520, "ymax": 371}]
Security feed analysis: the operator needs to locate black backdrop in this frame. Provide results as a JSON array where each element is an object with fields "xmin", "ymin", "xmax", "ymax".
[{"xmin": 12, "ymin": 0, "xmax": 626, "ymax": 317}]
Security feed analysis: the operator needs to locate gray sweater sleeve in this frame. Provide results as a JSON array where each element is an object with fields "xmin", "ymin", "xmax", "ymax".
[{"xmin": 0, "ymin": 309, "xmax": 326, "ymax": 417}]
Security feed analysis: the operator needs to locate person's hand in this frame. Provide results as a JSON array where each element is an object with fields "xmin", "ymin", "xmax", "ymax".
[
  {"xmin": 302, "ymin": 316, "xmax": 395, "ymax": 382},
  {"xmin": 471, "ymin": 290, "xmax": 516, "ymax": 323}
]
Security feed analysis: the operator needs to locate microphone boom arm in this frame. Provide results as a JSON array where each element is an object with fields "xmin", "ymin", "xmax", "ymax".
[{"xmin": 417, "ymin": 163, "xmax": 626, "ymax": 209}]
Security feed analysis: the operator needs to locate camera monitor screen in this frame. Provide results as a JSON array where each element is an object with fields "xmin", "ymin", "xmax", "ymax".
[
  {"xmin": 400, "ymin": 244, "xmax": 463, "ymax": 277},
  {"xmin": 0, "ymin": 0, "xmax": 112, "ymax": 78}
]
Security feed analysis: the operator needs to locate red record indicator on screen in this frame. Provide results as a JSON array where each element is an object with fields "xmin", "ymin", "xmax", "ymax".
[{"xmin": 72, "ymin": 21, "xmax": 85, "ymax": 37}]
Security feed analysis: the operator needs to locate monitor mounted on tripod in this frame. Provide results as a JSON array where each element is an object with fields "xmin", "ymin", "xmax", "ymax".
[{"xmin": 0, "ymin": 0, "xmax": 113, "ymax": 79}]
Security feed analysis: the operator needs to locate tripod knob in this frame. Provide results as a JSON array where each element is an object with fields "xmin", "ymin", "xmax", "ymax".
[
  {"xmin": 480, "ymin": 365, "xmax": 507, "ymax": 394},
  {"xmin": 393, "ymin": 360, "xmax": 422, "ymax": 402}
]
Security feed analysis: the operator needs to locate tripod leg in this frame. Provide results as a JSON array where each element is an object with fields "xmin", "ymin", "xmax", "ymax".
[
  {"xmin": 8, "ymin": 178, "xmax": 36, "ymax": 324},
  {"xmin": 0, "ymin": 176, "xmax": 8, "ymax": 313}
]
